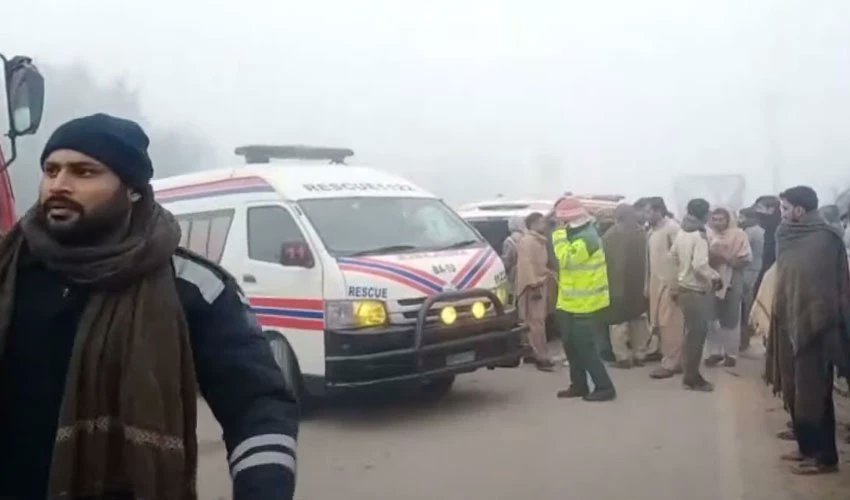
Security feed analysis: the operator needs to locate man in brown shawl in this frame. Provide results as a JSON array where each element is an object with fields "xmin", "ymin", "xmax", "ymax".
[
  {"xmin": 603, "ymin": 204, "xmax": 649, "ymax": 368},
  {"xmin": 0, "ymin": 114, "xmax": 298, "ymax": 498},
  {"xmin": 767, "ymin": 186, "xmax": 850, "ymax": 475},
  {"xmin": 515, "ymin": 212, "xmax": 556, "ymax": 371}
]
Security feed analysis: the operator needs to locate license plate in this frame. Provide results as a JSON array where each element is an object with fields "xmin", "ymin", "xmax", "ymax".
[{"xmin": 446, "ymin": 350, "xmax": 475, "ymax": 366}]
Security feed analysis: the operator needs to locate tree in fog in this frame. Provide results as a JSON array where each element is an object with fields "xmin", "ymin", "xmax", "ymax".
[{"xmin": 9, "ymin": 63, "xmax": 213, "ymax": 212}]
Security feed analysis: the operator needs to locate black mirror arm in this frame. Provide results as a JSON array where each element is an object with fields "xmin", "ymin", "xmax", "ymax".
[{"xmin": 0, "ymin": 53, "xmax": 17, "ymax": 169}]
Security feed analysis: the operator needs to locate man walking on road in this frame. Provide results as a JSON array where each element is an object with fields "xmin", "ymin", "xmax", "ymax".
[
  {"xmin": 0, "ymin": 114, "xmax": 298, "ymax": 499},
  {"xmin": 516, "ymin": 212, "xmax": 556, "ymax": 371},
  {"xmin": 552, "ymin": 197, "xmax": 616, "ymax": 402},
  {"xmin": 643, "ymin": 198, "xmax": 685, "ymax": 380},
  {"xmin": 705, "ymin": 208, "xmax": 752, "ymax": 368},
  {"xmin": 767, "ymin": 186, "xmax": 850, "ymax": 475},
  {"xmin": 603, "ymin": 204, "xmax": 650, "ymax": 369},
  {"xmin": 670, "ymin": 199, "xmax": 721, "ymax": 392}
]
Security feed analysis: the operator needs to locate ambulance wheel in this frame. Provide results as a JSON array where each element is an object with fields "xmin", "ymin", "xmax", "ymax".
[
  {"xmin": 265, "ymin": 332, "xmax": 305, "ymax": 409},
  {"xmin": 420, "ymin": 376, "xmax": 455, "ymax": 401}
]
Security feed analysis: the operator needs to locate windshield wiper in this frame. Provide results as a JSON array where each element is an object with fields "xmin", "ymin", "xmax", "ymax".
[
  {"xmin": 438, "ymin": 239, "xmax": 480, "ymax": 250},
  {"xmin": 346, "ymin": 244, "xmax": 420, "ymax": 257}
]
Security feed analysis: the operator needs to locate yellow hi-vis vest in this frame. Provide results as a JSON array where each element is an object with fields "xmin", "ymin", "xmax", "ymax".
[{"xmin": 552, "ymin": 226, "xmax": 610, "ymax": 314}]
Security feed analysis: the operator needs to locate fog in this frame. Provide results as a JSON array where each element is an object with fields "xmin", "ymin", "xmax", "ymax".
[{"xmin": 3, "ymin": 0, "xmax": 850, "ymax": 208}]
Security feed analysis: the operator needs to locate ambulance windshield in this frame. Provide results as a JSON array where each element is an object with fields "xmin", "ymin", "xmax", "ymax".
[{"xmin": 299, "ymin": 197, "xmax": 483, "ymax": 257}]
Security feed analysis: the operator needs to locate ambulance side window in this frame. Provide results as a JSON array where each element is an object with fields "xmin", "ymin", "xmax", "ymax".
[
  {"xmin": 174, "ymin": 209, "xmax": 235, "ymax": 263},
  {"xmin": 247, "ymin": 205, "xmax": 307, "ymax": 264}
]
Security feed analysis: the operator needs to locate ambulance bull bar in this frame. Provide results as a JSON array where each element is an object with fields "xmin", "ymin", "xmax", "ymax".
[{"xmin": 324, "ymin": 288, "xmax": 527, "ymax": 389}]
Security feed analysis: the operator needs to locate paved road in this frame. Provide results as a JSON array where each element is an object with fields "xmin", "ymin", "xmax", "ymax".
[{"xmin": 197, "ymin": 357, "xmax": 850, "ymax": 499}]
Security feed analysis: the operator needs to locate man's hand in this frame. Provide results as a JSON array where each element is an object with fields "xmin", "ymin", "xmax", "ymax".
[
  {"xmin": 668, "ymin": 284, "xmax": 680, "ymax": 304},
  {"xmin": 712, "ymin": 278, "xmax": 724, "ymax": 292}
]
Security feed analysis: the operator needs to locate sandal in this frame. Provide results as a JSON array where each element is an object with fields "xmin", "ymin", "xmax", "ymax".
[
  {"xmin": 776, "ymin": 430, "xmax": 795, "ymax": 441},
  {"xmin": 790, "ymin": 459, "xmax": 838, "ymax": 475}
]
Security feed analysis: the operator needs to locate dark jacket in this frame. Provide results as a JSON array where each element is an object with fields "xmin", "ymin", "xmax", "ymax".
[
  {"xmin": 602, "ymin": 221, "xmax": 648, "ymax": 324},
  {"xmin": 0, "ymin": 248, "xmax": 298, "ymax": 500}
]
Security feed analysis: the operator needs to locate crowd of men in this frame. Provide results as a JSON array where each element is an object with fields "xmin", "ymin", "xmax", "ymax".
[{"xmin": 505, "ymin": 188, "xmax": 850, "ymax": 475}]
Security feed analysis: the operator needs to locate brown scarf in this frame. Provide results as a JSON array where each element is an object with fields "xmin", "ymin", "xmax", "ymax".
[{"xmin": 0, "ymin": 193, "xmax": 198, "ymax": 499}]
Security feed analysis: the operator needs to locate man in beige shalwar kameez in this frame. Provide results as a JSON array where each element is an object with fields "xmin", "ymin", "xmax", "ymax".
[
  {"xmin": 516, "ymin": 212, "xmax": 556, "ymax": 371},
  {"xmin": 643, "ymin": 198, "xmax": 687, "ymax": 379}
]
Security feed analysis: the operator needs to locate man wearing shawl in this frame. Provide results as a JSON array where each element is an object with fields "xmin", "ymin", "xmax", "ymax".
[
  {"xmin": 501, "ymin": 217, "xmax": 526, "ymax": 301},
  {"xmin": 603, "ymin": 205, "xmax": 649, "ymax": 368},
  {"xmin": 515, "ymin": 212, "xmax": 557, "ymax": 371},
  {"xmin": 767, "ymin": 186, "xmax": 850, "ymax": 475},
  {"xmin": 705, "ymin": 208, "xmax": 752, "ymax": 367}
]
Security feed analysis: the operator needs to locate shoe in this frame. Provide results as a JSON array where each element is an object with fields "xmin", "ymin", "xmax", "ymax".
[
  {"xmin": 611, "ymin": 360, "xmax": 633, "ymax": 369},
  {"xmin": 644, "ymin": 352, "xmax": 663, "ymax": 363},
  {"xmin": 780, "ymin": 451, "xmax": 805, "ymax": 462},
  {"xmin": 790, "ymin": 458, "xmax": 838, "ymax": 475},
  {"xmin": 683, "ymin": 380, "xmax": 715, "ymax": 392},
  {"xmin": 704, "ymin": 355, "xmax": 724, "ymax": 367},
  {"xmin": 650, "ymin": 367, "xmax": 676, "ymax": 379},
  {"xmin": 723, "ymin": 356, "xmax": 737, "ymax": 367},
  {"xmin": 776, "ymin": 430, "xmax": 796, "ymax": 441},
  {"xmin": 536, "ymin": 360, "xmax": 557, "ymax": 372},
  {"xmin": 557, "ymin": 386, "xmax": 588, "ymax": 399},
  {"xmin": 633, "ymin": 358, "xmax": 645, "ymax": 367},
  {"xmin": 583, "ymin": 388, "xmax": 617, "ymax": 402}
]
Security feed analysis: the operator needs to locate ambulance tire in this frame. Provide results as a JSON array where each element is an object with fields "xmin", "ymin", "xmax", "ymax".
[
  {"xmin": 419, "ymin": 376, "xmax": 455, "ymax": 401},
  {"xmin": 265, "ymin": 331, "xmax": 306, "ymax": 410}
]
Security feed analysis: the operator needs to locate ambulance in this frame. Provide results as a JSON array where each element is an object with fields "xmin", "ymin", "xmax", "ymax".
[{"xmin": 152, "ymin": 145, "xmax": 526, "ymax": 403}]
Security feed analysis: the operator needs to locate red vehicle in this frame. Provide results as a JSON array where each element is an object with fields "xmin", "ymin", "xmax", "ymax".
[{"xmin": 1, "ymin": 54, "xmax": 45, "ymax": 231}]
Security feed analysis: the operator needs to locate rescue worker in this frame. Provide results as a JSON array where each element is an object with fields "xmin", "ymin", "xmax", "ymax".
[
  {"xmin": 552, "ymin": 197, "xmax": 616, "ymax": 402},
  {"xmin": 0, "ymin": 114, "xmax": 298, "ymax": 499}
]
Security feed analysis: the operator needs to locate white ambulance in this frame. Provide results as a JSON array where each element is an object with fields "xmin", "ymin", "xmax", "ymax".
[{"xmin": 152, "ymin": 146, "xmax": 526, "ymax": 403}]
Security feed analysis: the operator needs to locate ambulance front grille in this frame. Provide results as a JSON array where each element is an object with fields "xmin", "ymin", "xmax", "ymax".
[{"xmin": 391, "ymin": 297, "xmax": 493, "ymax": 325}]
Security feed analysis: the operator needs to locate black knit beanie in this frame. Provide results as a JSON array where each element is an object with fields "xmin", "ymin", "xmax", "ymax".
[{"xmin": 40, "ymin": 113, "xmax": 153, "ymax": 189}]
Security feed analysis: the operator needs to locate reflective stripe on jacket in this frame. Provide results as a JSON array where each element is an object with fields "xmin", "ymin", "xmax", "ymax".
[{"xmin": 552, "ymin": 225, "xmax": 610, "ymax": 313}]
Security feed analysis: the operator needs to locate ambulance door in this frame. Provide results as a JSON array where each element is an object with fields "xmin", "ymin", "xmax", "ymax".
[{"xmin": 239, "ymin": 203, "xmax": 325, "ymax": 377}]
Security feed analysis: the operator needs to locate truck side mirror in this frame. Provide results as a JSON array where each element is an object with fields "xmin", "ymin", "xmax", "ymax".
[
  {"xmin": 279, "ymin": 241, "xmax": 314, "ymax": 268},
  {"xmin": 4, "ymin": 56, "xmax": 45, "ymax": 137}
]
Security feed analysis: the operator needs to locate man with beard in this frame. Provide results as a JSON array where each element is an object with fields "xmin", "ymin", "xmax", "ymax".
[
  {"xmin": 767, "ymin": 186, "xmax": 850, "ymax": 475},
  {"xmin": 753, "ymin": 195, "xmax": 781, "ymax": 286},
  {"xmin": 670, "ymin": 199, "xmax": 721, "ymax": 392},
  {"xmin": 0, "ymin": 115, "xmax": 298, "ymax": 499},
  {"xmin": 643, "ymin": 198, "xmax": 685, "ymax": 379}
]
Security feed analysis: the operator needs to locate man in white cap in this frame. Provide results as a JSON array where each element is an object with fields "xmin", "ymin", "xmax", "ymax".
[{"xmin": 551, "ymin": 197, "xmax": 616, "ymax": 402}]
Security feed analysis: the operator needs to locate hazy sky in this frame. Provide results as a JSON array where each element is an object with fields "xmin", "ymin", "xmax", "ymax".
[{"xmin": 4, "ymin": 0, "xmax": 850, "ymax": 205}]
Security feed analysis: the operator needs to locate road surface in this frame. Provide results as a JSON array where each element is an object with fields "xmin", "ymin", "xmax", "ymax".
[{"xmin": 197, "ymin": 356, "xmax": 850, "ymax": 499}]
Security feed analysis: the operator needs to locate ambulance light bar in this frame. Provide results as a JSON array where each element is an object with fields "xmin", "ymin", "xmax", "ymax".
[{"xmin": 235, "ymin": 145, "xmax": 355, "ymax": 165}]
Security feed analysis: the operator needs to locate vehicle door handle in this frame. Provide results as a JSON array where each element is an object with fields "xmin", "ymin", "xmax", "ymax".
[{"xmin": 242, "ymin": 274, "xmax": 257, "ymax": 284}]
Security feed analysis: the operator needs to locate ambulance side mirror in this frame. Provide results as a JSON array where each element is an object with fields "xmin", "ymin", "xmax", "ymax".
[
  {"xmin": 279, "ymin": 241, "xmax": 314, "ymax": 268},
  {"xmin": 4, "ymin": 56, "xmax": 44, "ymax": 137}
]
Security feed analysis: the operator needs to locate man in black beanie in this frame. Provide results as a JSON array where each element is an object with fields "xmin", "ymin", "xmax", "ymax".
[{"xmin": 0, "ymin": 114, "xmax": 298, "ymax": 499}]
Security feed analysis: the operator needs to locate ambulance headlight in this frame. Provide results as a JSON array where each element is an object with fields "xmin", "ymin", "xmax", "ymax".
[
  {"xmin": 440, "ymin": 306, "xmax": 458, "ymax": 325},
  {"xmin": 325, "ymin": 300, "xmax": 388, "ymax": 330},
  {"xmin": 471, "ymin": 301, "xmax": 487, "ymax": 319}
]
